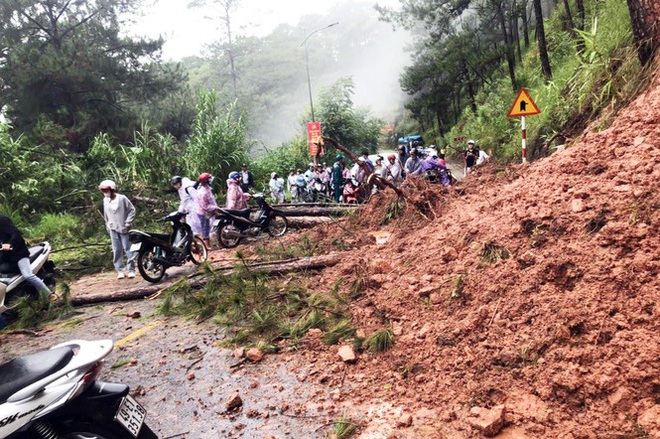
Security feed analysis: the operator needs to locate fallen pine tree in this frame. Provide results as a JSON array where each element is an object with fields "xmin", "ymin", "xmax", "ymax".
[{"xmin": 69, "ymin": 253, "xmax": 343, "ymax": 306}]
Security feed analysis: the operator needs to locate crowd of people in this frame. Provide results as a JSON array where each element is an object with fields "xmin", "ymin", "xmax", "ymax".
[
  {"xmin": 95, "ymin": 164, "xmax": 257, "ymax": 279},
  {"xmin": 93, "ymin": 139, "xmax": 489, "ymax": 280}
]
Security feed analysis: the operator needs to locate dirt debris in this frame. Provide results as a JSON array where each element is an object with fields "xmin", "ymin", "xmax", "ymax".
[{"xmin": 269, "ymin": 60, "xmax": 660, "ymax": 437}]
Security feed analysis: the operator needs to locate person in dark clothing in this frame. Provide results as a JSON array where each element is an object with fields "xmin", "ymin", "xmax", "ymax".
[
  {"xmin": 239, "ymin": 163, "xmax": 255, "ymax": 193},
  {"xmin": 464, "ymin": 140, "xmax": 479, "ymax": 176},
  {"xmin": 0, "ymin": 214, "xmax": 54, "ymax": 299}
]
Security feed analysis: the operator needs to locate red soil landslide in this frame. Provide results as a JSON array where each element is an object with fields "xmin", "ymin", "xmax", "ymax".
[{"xmin": 285, "ymin": 67, "xmax": 660, "ymax": 437}]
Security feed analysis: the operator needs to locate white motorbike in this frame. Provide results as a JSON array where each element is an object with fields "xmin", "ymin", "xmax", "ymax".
[
  {"xmin": 0, "ymin": 339, "xmax": 158, "ymax": 439},
  {"xmin": 0, "ymin": 242, "xmax": 56, "ymax": 314}
]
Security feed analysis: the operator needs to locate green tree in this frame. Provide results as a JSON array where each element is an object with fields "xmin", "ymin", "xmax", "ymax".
[
  {"xmin": 182, "ymin": 91, "xmax": 253, "ymax": 185},
  {"xmin": 315, "ymin": 77, "xmax": 383, "ymax": 154},
  {"xmin": 0, "ymin": 0, "xmax": 186, "ymax": 151}
]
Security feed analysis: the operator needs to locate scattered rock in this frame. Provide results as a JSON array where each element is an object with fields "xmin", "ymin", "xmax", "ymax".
[
  {"xmin": 225, "ymin": 391, "xmax": 243, "ymax": 411},
  {"xmin": 307, "ymin": 328, "xmax": 323, "ymax": 338},
  {"xmin": 637, "ymin": 405, "xmax": 660, "ymax": 437},
  {"xmin": 440, "ymin": 247, "xmax": 458, "ymax": 262},
  {"xmin": 570, "ymin": 199, "xmax": 586, "ymax": 212},
  {"xmin": 337, "ymin": 345, "xmax": 357, "ymax": 363},
  {"xmin": 396, "ymin": 413, "xmax": 413, "ymax": 428},
  {"xmin": 466, "ymin": 405, "xmax": 505, "ymax": 436},
  {"xmin": 187, "ymin": 372, "xmax": 195, "ymax": 380},
  {"xmin": 232, "ymin": 347, "xmax": 245, "ymax": 359},
  {"xmin": 126, "ymin": 311, "xmax": 141, "ymax": 318},
  {"xmin": 418, "ymin": 323, "xmax": 432, "ymax": 339},
  {"xmin": 505, "ymin": 392, "xmax": 550, "ymax": 423},
  {"xmin": 246, "ymin": 348, "xmax": 264, "ymax": 363},
  {"xmin": 608, "ymin": 387, "xmax": 633, "ymax": 412},
  {"xmin": 417, "ymin": 285, "xmax": 437, "ymax": 298},
  {"xmin": 429, "ymin": 293, "xmax": 443, "ymax": 304}
]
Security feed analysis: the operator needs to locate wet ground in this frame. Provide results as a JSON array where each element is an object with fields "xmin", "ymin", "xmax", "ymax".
[
  {"xmin": 0, "ymin": 253, "xmax": 364, "ymax": 439},
  {"xmin": 0, "ymin": 296, "xmax": 359, "ymax": 438}
]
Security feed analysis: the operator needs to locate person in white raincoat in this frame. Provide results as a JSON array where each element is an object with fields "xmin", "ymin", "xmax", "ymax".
[{"xmin": 171, "ymin": 176, "xmax": 202, "ymax": 237}]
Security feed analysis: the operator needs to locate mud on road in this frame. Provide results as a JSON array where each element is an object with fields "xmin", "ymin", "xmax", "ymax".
[{"xmin": 0, "ymin": 255, "xmax": 371, "ymax": 439}]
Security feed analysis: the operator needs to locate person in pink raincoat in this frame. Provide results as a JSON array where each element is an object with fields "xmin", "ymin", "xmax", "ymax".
[
  {"xmin": 195, "ymin": 172, "xmax": 218, "ymax": 248},
  {"xmin": 226, "ymin": 171, "xmax": 251, "ymax": 210}
]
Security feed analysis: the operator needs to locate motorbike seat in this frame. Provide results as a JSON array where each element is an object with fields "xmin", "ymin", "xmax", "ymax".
[
  {"xmin": 0, "ymin": 346, "xmax": 74, "ymax": 404},
  {"xmin": 150, "ymin": 233, "xmax": 171, "ymax": 243},
  {"xmin": 0, "ymin": 244, "xmax": 46, "ymax": 277},
  {"xmin": 220, "ymin": 208, "xmax": 251, "ymax": 218}
]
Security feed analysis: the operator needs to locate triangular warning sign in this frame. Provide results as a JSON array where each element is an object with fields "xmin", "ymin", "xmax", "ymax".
[{"xmin": 507, "ymin": 87, "xmax": 541, "ymax": 117}]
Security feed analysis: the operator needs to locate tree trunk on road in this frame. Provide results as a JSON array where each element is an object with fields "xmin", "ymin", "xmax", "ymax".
[{"xmin": 70, "ymin": 254, "xmax": 344, "ymax": 306}]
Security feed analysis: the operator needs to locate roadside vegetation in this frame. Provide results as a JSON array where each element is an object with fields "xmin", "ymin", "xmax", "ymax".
[
  {"xmin": 0, "ymin": 0, "xmax": 657, "ymax": 333},
  {"xmin": 381, "ymin": 0, "xmax": 645, "ymax": 161}
]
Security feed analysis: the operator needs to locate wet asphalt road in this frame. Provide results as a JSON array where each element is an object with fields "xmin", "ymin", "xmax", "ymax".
[{"xmin": 0, "ymin": 298, "xmax": 354, "ymax": 438}]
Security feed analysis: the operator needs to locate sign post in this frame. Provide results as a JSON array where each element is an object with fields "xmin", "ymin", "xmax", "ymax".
[
  {"xmin": 507, "ymin": 87, "xmax": 541, "ymax": 163},
  {"xmin": 307, "ymin": 122, "xmax": 324, "ymax": 165}
]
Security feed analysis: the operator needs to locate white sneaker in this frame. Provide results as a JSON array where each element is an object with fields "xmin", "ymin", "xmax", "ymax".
[
  {"xmin": 117, "ymin": 272, "xmax": 126, "ymax": 279},
  {"xmin": 127, "ymin": 272, "xmax": 135, "ymax": 278}
]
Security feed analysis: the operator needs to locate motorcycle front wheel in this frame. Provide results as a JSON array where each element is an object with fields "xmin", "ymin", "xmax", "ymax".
[
  {"xmin": 136, "ymin": 248, "xmax": 166, "ymax": 283},
  {"xmin": 218, "ymin": 224, "xmax": 241, "ymax": 248},
  {"xmin": 189, "ymin": 236, "xmax": 208, "ymax": 265},
  {"xmin": 267, "ymin": 214, "xmax": 288, "ymax": 237}
]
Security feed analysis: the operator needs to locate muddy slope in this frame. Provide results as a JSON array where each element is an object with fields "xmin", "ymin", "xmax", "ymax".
[{"xmin": 290, "ymin": 68, "xmax": 660, "ymax": 437}]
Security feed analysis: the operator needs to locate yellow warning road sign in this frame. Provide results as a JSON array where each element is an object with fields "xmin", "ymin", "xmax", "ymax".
[{"xmin": 507, "ymin": 87, "xmax": 541, "ymax": 117}]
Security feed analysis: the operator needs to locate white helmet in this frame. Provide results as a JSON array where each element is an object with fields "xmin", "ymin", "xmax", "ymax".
[
  {"xmin": 271, "ymin": 172, "xmax": 277, "ymax": 179},
  {"xmin": 468, "ymin": 139, "xmax": 475, "ymax": 145},
  {"xmin": 98, "ymin": 179, "xmax": 116, "ymax": 191}
]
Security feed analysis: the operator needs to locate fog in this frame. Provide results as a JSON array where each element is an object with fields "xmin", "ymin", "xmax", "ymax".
[
  {"xmin": 161, "ymin": 0, "xmax": 413, "ymax": 148},
  {"xmin": 258, "ymin": 3, "xmax": 412, "ymax": 147}
]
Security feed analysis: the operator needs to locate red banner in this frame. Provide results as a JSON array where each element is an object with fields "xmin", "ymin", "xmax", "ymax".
[{"xmin": 307, "ymin": 122, "xmax": 324, "ymax": 156}]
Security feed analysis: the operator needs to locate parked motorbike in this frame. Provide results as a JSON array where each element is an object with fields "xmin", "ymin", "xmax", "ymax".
[
  {"xmin": 424, "ymin": 167, "xmax": 457, "ymax": 186},
  {"xmin": 128, "ymin": 211, "xmax": 207, "ymax": 283},
  {"xmin": 212, "ymin": 193, "xmax": 288, "ymax": 248},
  {"xmin": 0, "ymin": 242, "xmax": 56, "ymax": 315},
  {"xmin": 0, "ymin": 339, "xmax": 158, "ymax": 439}
]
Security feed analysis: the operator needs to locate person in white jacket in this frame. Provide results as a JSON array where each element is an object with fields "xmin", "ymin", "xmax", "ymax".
[
  {"xmin": 269, "ymin": 172, "xmax": 285, "ymax": 204},
  {"xmin": 99, "ymin": 179, "xmax": 136, "ymax": 279},
  {"xmin": 171, "ymin": 176, "xmax": 202, "ymax": 237}
]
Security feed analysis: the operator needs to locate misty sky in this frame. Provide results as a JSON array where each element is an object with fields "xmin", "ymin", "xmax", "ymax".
[
  {"xmin": 132, "ymin": 0, "xmax": 410, "ymax": 146},
  {"xmin": 139, "ymin": 0, "xmax": 403, "ymax": 60}
]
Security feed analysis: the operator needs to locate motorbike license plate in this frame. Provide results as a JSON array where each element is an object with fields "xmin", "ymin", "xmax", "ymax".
[
  {"xmin": 129, "ymin": 243, "xmax": 141, "ymax": 252},
  {"xmin": 114, "ymin": 394, "xmax": 146, "ymax": 437}
]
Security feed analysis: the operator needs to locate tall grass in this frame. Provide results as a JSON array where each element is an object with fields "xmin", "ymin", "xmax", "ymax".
[{"xmin": 182, "ymin": 91, "xmax": 252, "ymax": 185}]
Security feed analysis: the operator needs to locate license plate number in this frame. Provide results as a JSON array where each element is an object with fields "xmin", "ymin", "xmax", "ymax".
[
  {"xmin": 129, "ymin": 243, "xmax": 141, "ymax": 252},
  {"xmin": 114, "ymin": 394, "xmax": 146, "ymax": 437}
]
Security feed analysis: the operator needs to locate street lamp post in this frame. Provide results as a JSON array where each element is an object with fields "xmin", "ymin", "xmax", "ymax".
[{"xmin": 301, "ymin": 22, "xmax": 338, "ymax": 122}]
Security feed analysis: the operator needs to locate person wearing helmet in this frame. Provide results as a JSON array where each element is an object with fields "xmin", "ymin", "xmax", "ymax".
[
  {"xmin": 381, "ymin": 154, "xmax": 404, "ymax": 186},
  {"xmin": 171, "ymin": 176, "xmax": 202, "ymax": 237},
  {"xmin": 239, "ymin": 163, "xmax": 254, "ymax": 193},
  {"xmin": 226, "ymin": 171, "xmax": 251, "ymax": 210},
  {"xmin": 196, "ymin": 173, "xmax": 218, "ymax": 248},
  {"xmin": 0, "ymin": 214, "xmax": 55, "ymax": 302},
  {"xmin": 269, "ymin": 172, "xmax": 285, "ymax": 204},
  {"xmin": 331, "ymin": 155, "xmax": 345, "ymax": 203},
  {"xmin": 99, "ymin": 180, "xmax": 136, "ymax": 279},
  {"xmin": 464, "ymin": 140, "xmax": 479, "ymax": 177}
]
